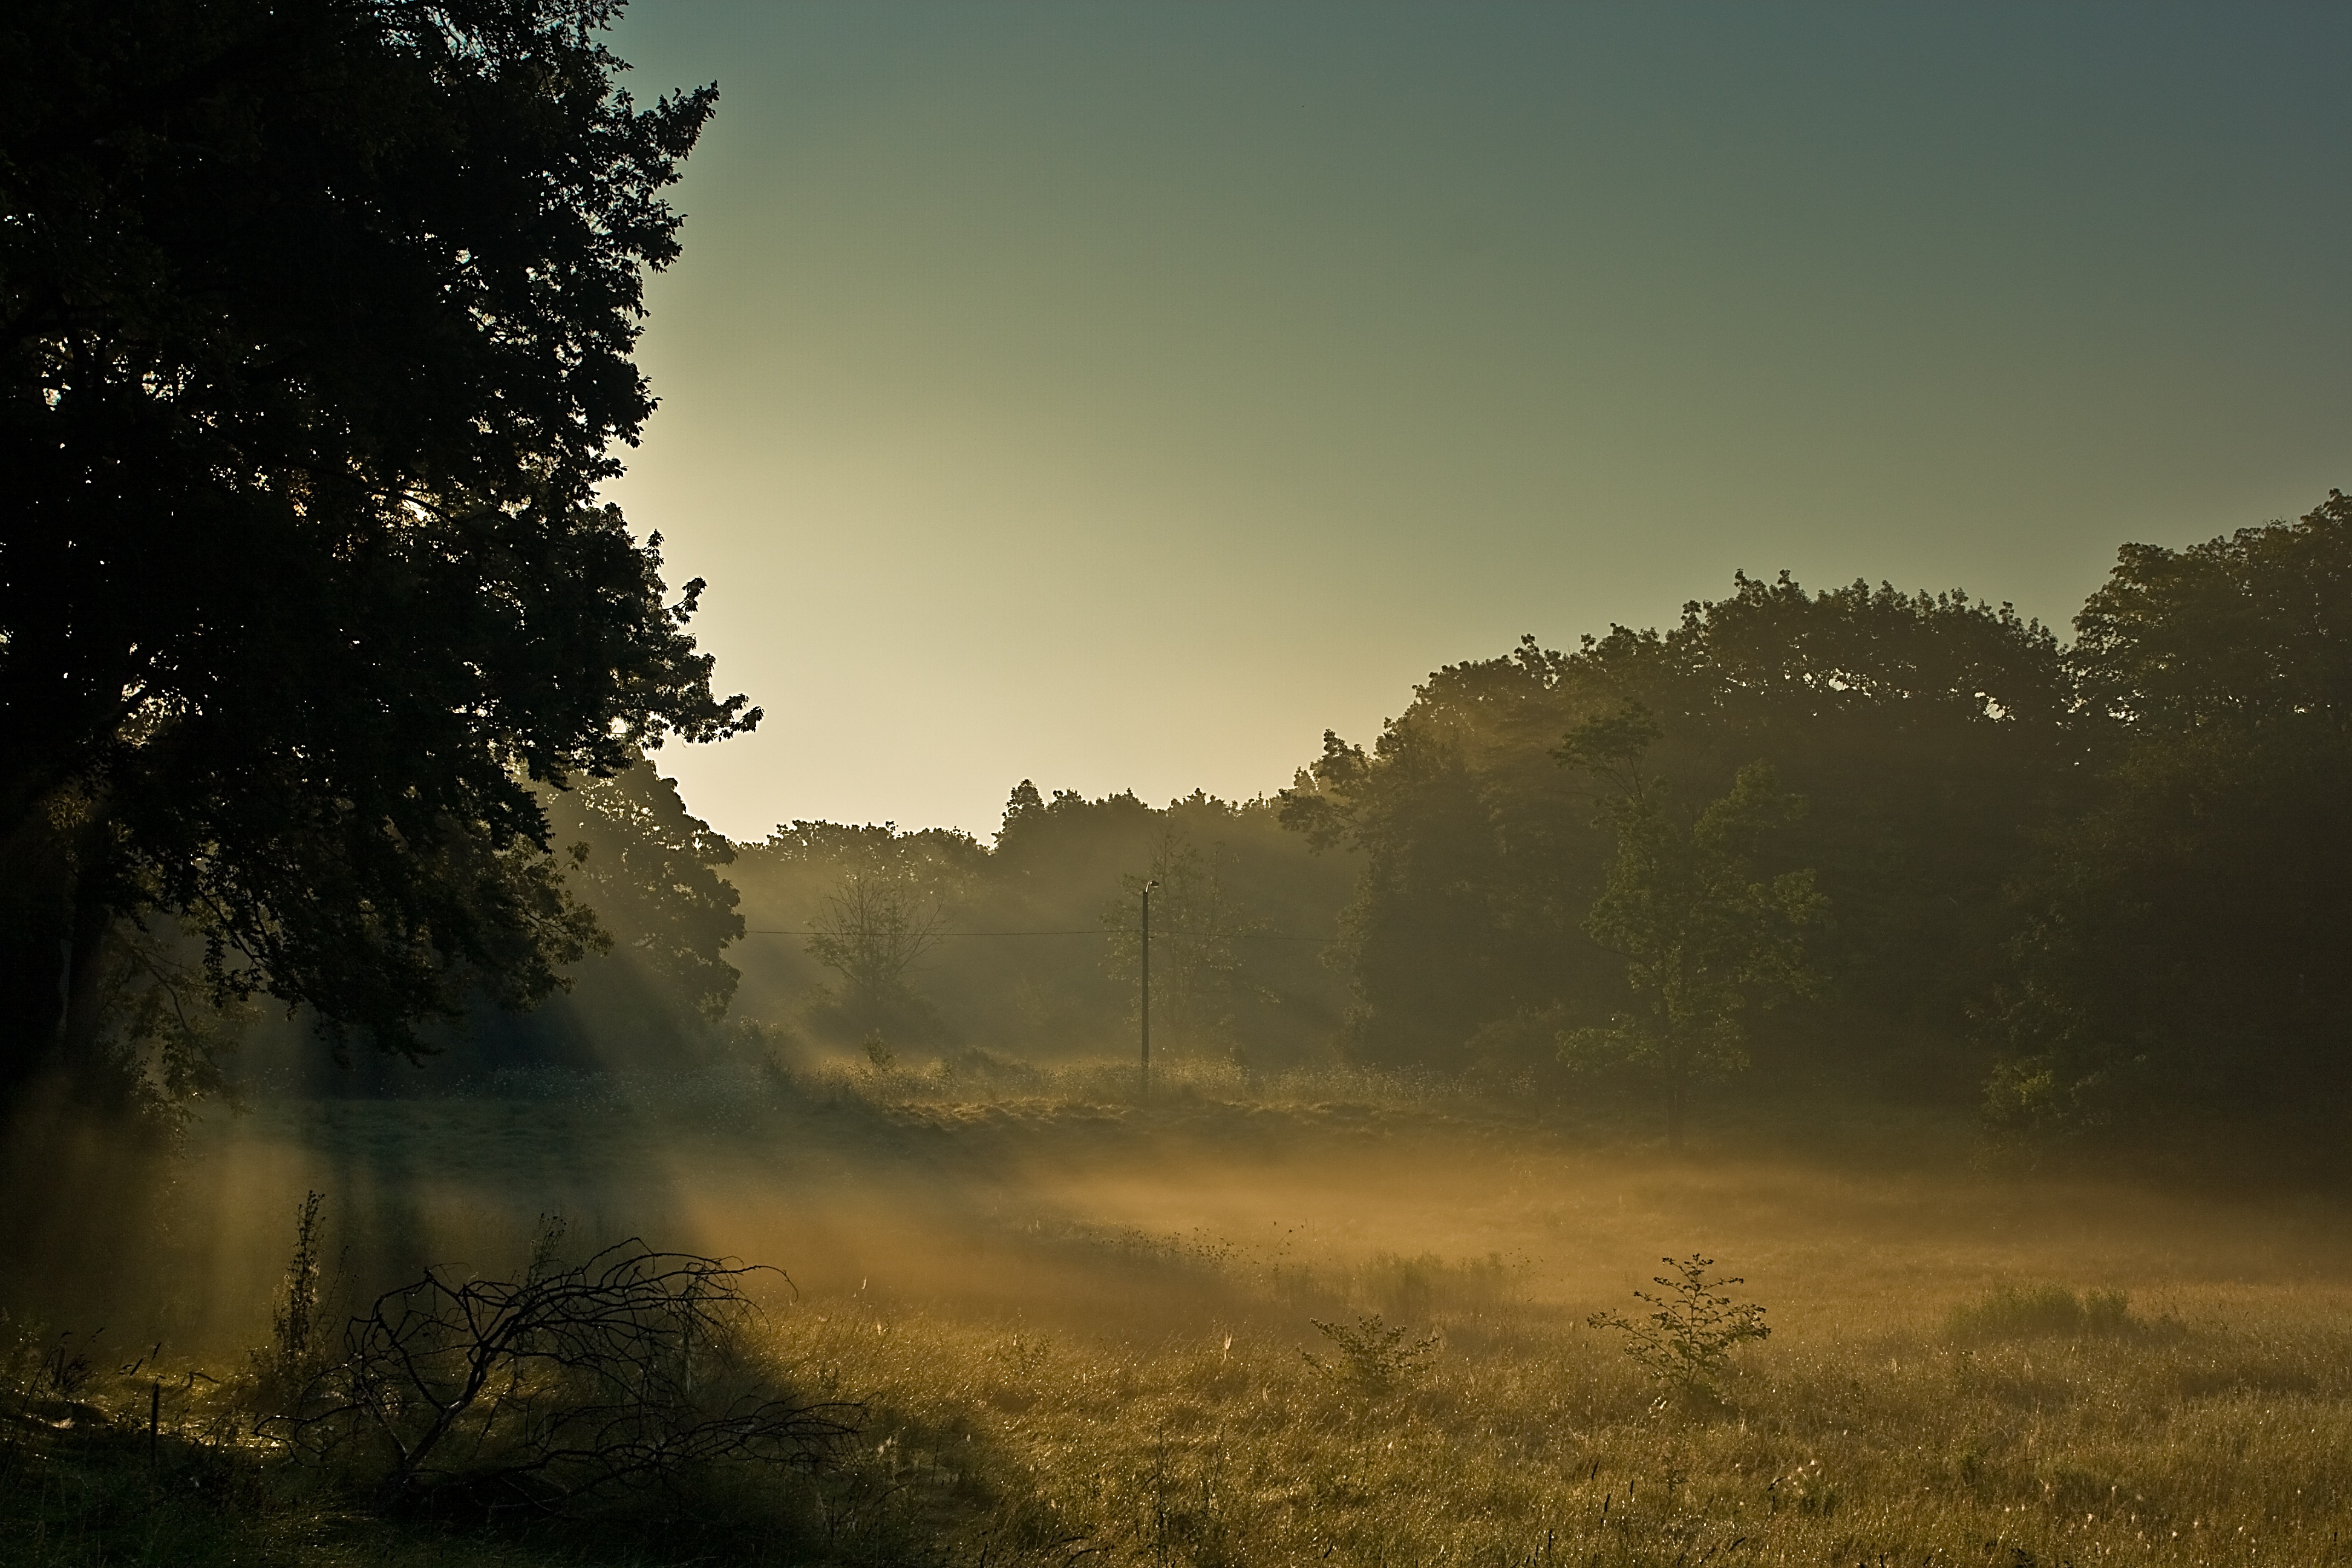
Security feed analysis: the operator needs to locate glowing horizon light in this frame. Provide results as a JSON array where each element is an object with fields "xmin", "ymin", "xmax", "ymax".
[{"xmin": 603, "ymin": 0, "xmax": 2352, "ymax": 838}]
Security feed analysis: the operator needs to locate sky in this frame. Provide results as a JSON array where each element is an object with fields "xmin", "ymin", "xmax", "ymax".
[{"xmin": 599, "ymin": 1, "xmax": 2352, "ymax": 842}]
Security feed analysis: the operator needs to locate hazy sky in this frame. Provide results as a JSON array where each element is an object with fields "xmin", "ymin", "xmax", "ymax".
[{"xmin": 601, "ymin": 1, "xmax": 2352, "ymax": 841}]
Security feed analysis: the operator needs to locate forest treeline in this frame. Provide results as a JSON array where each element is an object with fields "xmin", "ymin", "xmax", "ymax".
[
  {"xmin": 1289, "ymin": 491, "xmax": 2352, "ymax": 1145},
  {"xmin": 348, "ymin": 488, "xmax": 2352, "ymax": 1155},
  {"xmin": 1282, "ymin": 493, "xmax": 2352, "ymax": 1144}
]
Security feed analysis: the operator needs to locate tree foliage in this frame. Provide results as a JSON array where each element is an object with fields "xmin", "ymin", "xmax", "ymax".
[
  {"xmin": 546, "ymin": 760, "xmax": 745, "ymax": 1027},
  {"xmin": 1102, "ymin": 825, "xmax": 1268, "ymax": 1053},
  {"xmin": 1273, "ymin": 496, "xmax": 2352, "ymax": 1157},
  {"xmin": 1557, "ymin": 706, "xmax": 1824, "ymax": 1148},
  {"xmin": 0, "ymin": 0, "xmax": 754, "ymax": 1087},
  {"xmin": 726, "ymin": 789, "xmax": 1353, "ymax": 1063},
  {"xmin": 754, "ymin": 819, "xmax": 971, "ymax": 1042},
  {"xmin": 1279, "ymin": 574, "xmax": 2063, "ymax": 1080},
  {"xmin": 806, "ymin": 878, "xmax": 953, "ymax": 1018},
  {"xmin": 1989, "ymin": 491, "xmax": 2352, "ymax": 1138}
]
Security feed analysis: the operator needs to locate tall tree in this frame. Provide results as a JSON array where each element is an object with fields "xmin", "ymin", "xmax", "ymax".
[
  {"xmin": 0, "ymin": 1, "xmax": 753, "ymax": 1089},
  {"xmin": 1990, "ymin": 492, "xmax": 2352, "ymax": 1137}
]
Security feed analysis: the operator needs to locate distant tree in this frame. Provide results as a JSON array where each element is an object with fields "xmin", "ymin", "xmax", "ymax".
[
  {"xmin": 1102, "ymin": 826, "xmax": 1266, "ymax": 1051},
  {"xmin": 727, "ymin": 820, "xmax": 985, "ymax": 1045},
  {"xmin": 1555, "ymin": 704, "xmax": 1824, "ymax": 1149},
  {"xmin": 0, "ymin": 0, "xmax": 752, "ymax": 1094},
  {"xmin": 805, "ymin": 876, "xmax": 952, "ymax": 1022}
]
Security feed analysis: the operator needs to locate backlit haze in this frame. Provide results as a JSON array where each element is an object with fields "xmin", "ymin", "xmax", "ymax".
[{"xmin": 601, "ymin": 1, "xmax": 2352, "ymax": 840}]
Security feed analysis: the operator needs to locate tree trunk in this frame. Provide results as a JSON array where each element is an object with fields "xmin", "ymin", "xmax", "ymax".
[
  {"xmin": 56, "ymin": 888, "xmax": 114, "ymax": 1076},
  {"xmin": 1664, "ymin": 1079, "xmax": 1687, "ymax": 1152},
  {"xmin": 0, "ymin": 815, "xmax": 76, "ymax": 1106},
  {"xmin": 0, "ymin": 803, "xmax": 118, "ymax": 1115}
]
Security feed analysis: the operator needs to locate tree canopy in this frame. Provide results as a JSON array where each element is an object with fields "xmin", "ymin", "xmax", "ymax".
[
  {"xmin": 1278, "ymin": 573, "xmax": 2065, "ymax": 1077},
  {"xmin": 1268, "ymin": 495, "xmax": 2352, "ymax": 1160},
  {"xmin": 1557, "ymin": 708, "xmax": 1824, "ymax": 1148},
  {"xmin": 1989, "ymin": 491, "xmax": 2352, "ymax": 1138},
  {"xmin": 0, "ymin": 0, "xmax": 753, "ymax": 1088}
]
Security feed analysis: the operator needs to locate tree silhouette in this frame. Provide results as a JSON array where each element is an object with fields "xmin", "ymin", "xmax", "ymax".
[
  {"xmin": 0, "ymin": 1, "xmax": 753, "ymax": 1091},
  {"xmin": 1990, "ymin": 491, "xmax": 2352, "ymax": 1137},
  {"xmin": 806, "ymin": 876, "xmax": 952, "ymax": 1019}
]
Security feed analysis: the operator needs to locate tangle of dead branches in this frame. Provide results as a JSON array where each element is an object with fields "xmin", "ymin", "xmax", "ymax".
[{"xmin": 261, "ymin": 1240, "xmax": 857, "ymax": 1514}]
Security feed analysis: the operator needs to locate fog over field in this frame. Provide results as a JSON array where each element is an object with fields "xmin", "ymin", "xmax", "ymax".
[{"xmin": 19, "ymin": 1057, "xmax": 2352, "ymax": 1564}]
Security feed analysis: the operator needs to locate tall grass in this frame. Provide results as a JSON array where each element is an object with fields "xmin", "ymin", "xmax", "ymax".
[
  {"xmin": 1946, "ymin": 1282, "xmax": 2148, "ymax": 1343},
  {"xmin": 781, "ymin": 1278, "xmax": 2352, "ymax": 1567},
  {"xmin": 790, "ymin": 1048, "xmax": 1503, "ymax": 1117},
  {"xmin": 14, "ymin": 1277, "xmax": 2352, "ymax": 1566},
  {"xmin": 13, "ymin": 1057, "xmax": 2352, "ymax": 1564}
]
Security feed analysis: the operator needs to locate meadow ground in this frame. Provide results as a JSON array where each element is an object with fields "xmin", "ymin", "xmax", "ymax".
[{"xmin": 5, "ymin": 1056, "xmax": 2352, "ymax": 1566}]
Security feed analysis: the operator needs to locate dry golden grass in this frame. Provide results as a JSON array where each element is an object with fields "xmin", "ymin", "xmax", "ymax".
[
  {"xmin": 773, "ymin": 1231, "xmax": 2352, "ymax": 1566},
  {"xmin": 24, "ymin": 1056, "xmax": 2352, "ymax": 1566}
]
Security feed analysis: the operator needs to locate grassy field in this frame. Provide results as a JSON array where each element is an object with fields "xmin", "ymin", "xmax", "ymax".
[{"xmin": 6, "ymin": 1056, "xmax": 2352, "ymax": 1566}]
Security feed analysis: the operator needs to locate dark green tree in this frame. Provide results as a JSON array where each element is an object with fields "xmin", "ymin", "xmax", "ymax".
[
  {"xmin": 1555, "ymin": 706, "xmax": 1824, "ymax": 1149},
  {"xmin": 1281, "ymin": 577, "xmax": 2064, "ymax": 1079},
  {"xmin": 1990, "ymin": 491, "xmax": 2352, "ymax": 1140},
  {"xmin": 1280, "ymin": 663, "xmax": 1582, "ymax": 1070},
  {"xmin": 548, "ymin": 761, "xmax": 744, "ymax": 1027},
  {"xmin": 0, "ymin": 0, "xmax": 753, "ymax": 1093}
]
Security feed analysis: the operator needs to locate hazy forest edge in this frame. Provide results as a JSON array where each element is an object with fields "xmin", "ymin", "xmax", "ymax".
[
  {"xmin": 705, "ymin": 483, "xmax": 2352, "ymax": 1166},
  {"xmin": 35, "ymin": 494, "xmax": 2352, "ymax": 1174}
]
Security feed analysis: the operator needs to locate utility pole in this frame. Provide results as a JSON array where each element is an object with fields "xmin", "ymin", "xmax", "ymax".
[{"xmin": 1139, "ymin": 880, "xmax": 1157, "ymax": 1102}]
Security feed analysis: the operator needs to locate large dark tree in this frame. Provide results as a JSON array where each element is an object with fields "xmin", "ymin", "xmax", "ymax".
[
  {"xmin": 0, "ymin": 0, "xmax": 754, "ymax": 1088},
  {"xmin": 1989, "ymin": 492, "xmax": 2352, "ymax": 1138}
]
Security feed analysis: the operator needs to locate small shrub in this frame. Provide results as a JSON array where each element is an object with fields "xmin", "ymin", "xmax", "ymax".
[
  {"xmin": 1301, "ymin": 1313, "xmax": 1439, "ymax": 1393},
  {"xmin": 1587, "ymin": 1254, "xmax": 1768, "ymax": 1393},
  {"xmin": 1946, "ymin": 1283, "xmax": 2134, "ymax": 1342},
  {"xmin": 267, "ymin": 1192, "xmax": 327, "ymax": 1374}
]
